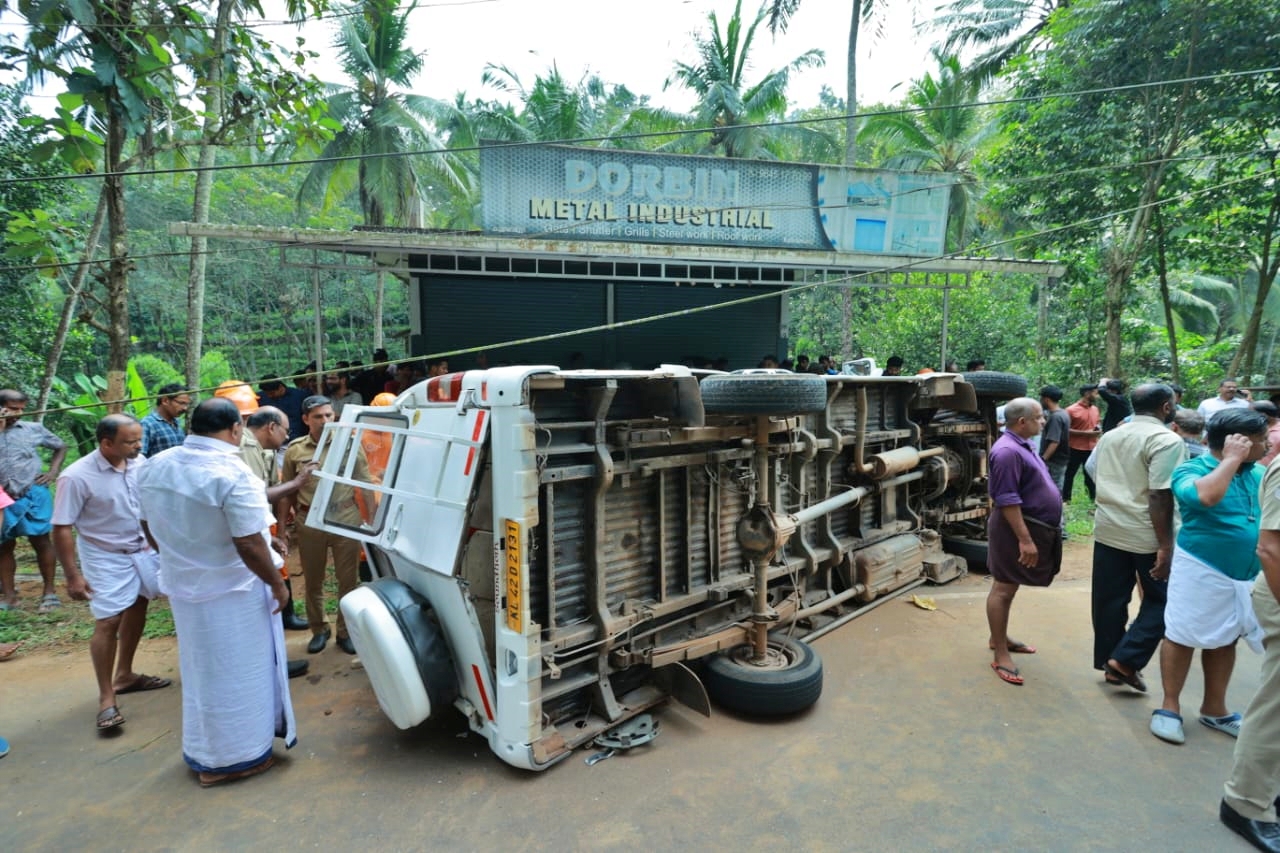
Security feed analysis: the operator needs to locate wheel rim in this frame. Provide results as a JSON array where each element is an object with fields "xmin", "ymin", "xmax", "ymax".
[{"xmin": 728, "ymin": 640, "xmax": 797, "ymax": 670}]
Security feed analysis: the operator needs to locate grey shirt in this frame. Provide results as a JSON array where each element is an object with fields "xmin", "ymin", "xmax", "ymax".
[
  {"xmin": 1041, "ymin": 407, "xmax": 1071, "ymax": 479},
  {"xmin": 0, "ymin": 421, "xmax": 67, "ymax": 497}
]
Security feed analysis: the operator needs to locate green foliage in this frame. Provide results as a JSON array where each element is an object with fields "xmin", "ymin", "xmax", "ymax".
[
  {"xmin": 664, "ymin": 0, "xmax": 835, "ymax": 159},
  {"xmin": 46, "ymin": 372, "xmax": 110, "ymax": 456},
  {"xmin": 858, "ymin": 51, "xmax": 996, "ymax": 250},
  {"xmin": 293, "ymin": 0, "xmax": 463, "ymax": 227}
]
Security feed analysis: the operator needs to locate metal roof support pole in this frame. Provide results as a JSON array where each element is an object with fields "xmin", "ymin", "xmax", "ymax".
[
  {"xmin": 940, "ymin": 280, "xmax": 951, "ymax": 370},
  {"xmin": 312, "ymin": 254, "xmax": 324, "ymax": 376}
]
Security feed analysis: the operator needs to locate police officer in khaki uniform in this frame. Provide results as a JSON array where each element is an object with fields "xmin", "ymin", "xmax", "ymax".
[
  {"xmin": 241, "ymin": 405, "xmax": 316, "ymax": 635},
  {"xmin": 278, "ymin": 396, "xmax": 371, "ymax": 655}
]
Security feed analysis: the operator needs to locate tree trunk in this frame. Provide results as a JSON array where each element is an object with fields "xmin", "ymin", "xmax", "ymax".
[
  {"xmin": 1103, "ymin": 262, "xmax": 1125, "ymax": 378},
  {"xmin": 1036, "ymin": 278, "xmax": 1048, "ymax": 361},
  {"xmin": 184, "ymin": 0, "xmax": 234, "ymax": 392},
  {"xmin": 1101, "ymin": 161, "xmax": 1170, "ymax": 376},
  {"xmin": 844, "ymin": 0, "xmax": 860, "ymax": 167},
  {"xmin": 105, "ymin": 107, "xmax": 131, "ymax": 413},
  {"xmin": 1154, "ymin": 217, "xmax": 1180, "ymax": 384},
  {"xmin": 1228, "ymin": 178, "xmax": 1280, "ymax": 382},
  {"xmin": 35, "ymin": 191, "xmax": 108, "ymax": 419}
]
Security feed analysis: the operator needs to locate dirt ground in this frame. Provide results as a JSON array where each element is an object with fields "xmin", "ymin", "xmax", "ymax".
[{"xmin": 0, "ymin": 539, "xmax": 1263, "ymax": 851}]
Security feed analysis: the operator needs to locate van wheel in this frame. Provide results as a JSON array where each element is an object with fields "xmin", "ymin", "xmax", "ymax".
[
  {"xmin": 703, "ymin": 636, "xmax": 823, "ymax": 716},
  {"xmin": 961, "ymin": 371, "xmax": 1027, "ymax": 399},
  {"xmin": 341, "ymin": 580, "xmax": 458, "ymax": 729},
  {"xmin": 700, "ymin": 374, "xmax": 828, "ymax": 415},
  {"xmin": 943, "ymin": 536, "xmax": 989, "ymax": 572}
]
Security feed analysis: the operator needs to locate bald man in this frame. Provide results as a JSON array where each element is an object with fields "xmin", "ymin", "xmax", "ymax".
[{"xmin": 986, "ymin": 397, "xmax": 1064, "ymax": 686}]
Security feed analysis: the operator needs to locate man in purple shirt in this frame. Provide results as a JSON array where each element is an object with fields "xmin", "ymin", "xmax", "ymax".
[{"xmin": 986, "ymin": 397, "xmax": 1065, "ymax": 686}]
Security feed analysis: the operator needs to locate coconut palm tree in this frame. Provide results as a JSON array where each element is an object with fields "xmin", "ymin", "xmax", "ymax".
[
  {"xmin": 297, "ymin": 0, "xmax": 463, "ymax": 228},
  {"xmin": 765, "ymin": 0, "xmax": 888, "ymax": 166},
  {"xmin": 667, "ymin": 0, "xmax": 832, "ymax": 160},
  {"xmin": 857, "ymin": 51, "xmax": 995, "ymax": 251},
  {"xmin": 931, "ymin": 0, "xmax": 1070, "ymax": 86},
  {"xmin": 474, "ymin": 63, "xmax": 649, "ymax": 149},
  {"xmin": 295, "ymin": 0, "xmax": 465, "ymax": 348}
]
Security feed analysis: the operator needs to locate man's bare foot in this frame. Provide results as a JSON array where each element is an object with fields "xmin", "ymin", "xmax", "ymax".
[{"xmin": 989, "ymin": 638, "xmax": 1037, "ymax": 654}]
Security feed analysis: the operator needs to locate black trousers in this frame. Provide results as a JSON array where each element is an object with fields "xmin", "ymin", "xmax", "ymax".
[
  {"xmin": 1063, "ymin": 447, "xmax": 1096, "ymax": 502},
  {"xmin": 1092, "ymin": 541, "xmax": 1166, "ymax": 671}
]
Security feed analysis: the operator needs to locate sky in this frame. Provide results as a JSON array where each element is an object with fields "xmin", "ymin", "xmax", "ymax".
[{"xmin": 276, "ymin": 0, "xmax": 939, "ymax": 111}]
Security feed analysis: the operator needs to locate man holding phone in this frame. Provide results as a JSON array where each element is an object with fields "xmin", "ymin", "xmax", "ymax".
[{"xmin": 1199, "ymin": 379, "xmax": 1252, "ymax": 421}]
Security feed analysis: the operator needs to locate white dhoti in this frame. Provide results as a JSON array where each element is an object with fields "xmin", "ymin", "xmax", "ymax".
[
  {"xmin": 1165, "ymin": 545, "xmax": 1264, "ymax": 653},
  {"xmin": 77, "ymin": 539, "xmax": 160, "ymax": 620},
  {"xmin": 171, "ymin": 581, "xmax": 296, "ymax": 773}
]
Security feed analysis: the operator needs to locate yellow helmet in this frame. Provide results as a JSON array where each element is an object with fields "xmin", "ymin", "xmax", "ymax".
[
  {"xmin": 371, "ymin": 392, "xmax": 397, "ymax": 407},
  {"xmin": 214, "ymin": 381, "xmax": 258, "ymax": 415}
]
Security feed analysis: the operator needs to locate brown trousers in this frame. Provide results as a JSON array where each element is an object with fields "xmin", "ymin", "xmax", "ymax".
[
  {"xmin": 1224, "ymin": 578, "xmax": 1280, "ymax": 820},
  {"xmin": 296, "ymin": 519, "xmax": 360, "ymax": 639}
]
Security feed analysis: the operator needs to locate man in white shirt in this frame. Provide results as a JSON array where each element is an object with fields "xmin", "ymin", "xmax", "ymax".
[
  {"xmin": 1198, "ymin": 378, "xmax": 1252, "ymax": 421},
  {"xmin": 52, "ymin": 414, "xmax": 167, "ymax": 733},
  {"xmin": 138, "ymin": 398, "xmax": 296, "ymax": 788}
]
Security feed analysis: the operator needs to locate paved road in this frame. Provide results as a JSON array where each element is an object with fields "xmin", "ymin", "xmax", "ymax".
[{"xmin": 0, "ymin": 559, "xmax": 1263, "ymax": 851}]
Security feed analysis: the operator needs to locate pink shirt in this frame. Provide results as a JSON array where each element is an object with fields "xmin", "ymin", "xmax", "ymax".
[{"xmin": 52, "ymin": 450, "xmax": 148, "ymax": 553}]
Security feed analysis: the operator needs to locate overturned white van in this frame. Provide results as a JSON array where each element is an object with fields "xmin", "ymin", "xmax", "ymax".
[{"xmin": 306, "ymin": 366, "xmax": 1022, "ymax": 770}]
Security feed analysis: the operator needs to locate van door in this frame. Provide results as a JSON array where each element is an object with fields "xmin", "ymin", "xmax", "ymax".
[{"xmin": 306, "ymin": 390, "xmax": 491, "ymax": 577}]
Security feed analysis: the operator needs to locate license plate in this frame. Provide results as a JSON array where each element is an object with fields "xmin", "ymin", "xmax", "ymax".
[{"xmin": 505, "ymin": 520, "xmax": 522, "ymax": 633}]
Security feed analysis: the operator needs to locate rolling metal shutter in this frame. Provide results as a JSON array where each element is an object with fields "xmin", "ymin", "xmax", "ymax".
[
  {"xmin": 418, "ymin": 277, "xmax": 609, "ymax": 370},
  {"xmin": 614, "ymin": 282, "xmax": 786, "ymax": 369}
]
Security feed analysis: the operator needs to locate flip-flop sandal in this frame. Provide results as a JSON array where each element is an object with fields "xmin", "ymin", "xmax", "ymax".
[
  {"xmin": 990, "ymin": 640, "xmax": 1037, "ymax": 654},
  {"xmin": 1200, "ymin": 713, "xmax": 1242, "ymax": 738},
  {"xmin": 38, "ymin": 594, "xmax": 61, "ymax": 613},
  {"xmin": 991, "ymin": 662, "xmax": 1024, "ymax": 685},
  {"xmin": 96, "ymin": 705, "xmax": 125, "ymax": 731},
  {"xmin": 116, "ymin": 674, "xmax": 172, "ymax": 694},
  {"xmin": 1103, "ymin": 662, "xmax": 1147, "ymax": 693}
]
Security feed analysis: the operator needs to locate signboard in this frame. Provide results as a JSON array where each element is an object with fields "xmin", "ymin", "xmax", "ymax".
[{"xmin": 479, "ymin": 144, "xmax": 952, "ymax": 256}]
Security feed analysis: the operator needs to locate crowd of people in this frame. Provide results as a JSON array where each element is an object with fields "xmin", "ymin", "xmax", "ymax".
[
  {"xmin": 983, "ymin": 377, "xmax": 1280, "ymax": 851},
  {"xmin": 5, "ymin": 359, "xmax": 1280, "ymax": 845},
  {"xmin": 0, "ymin": 357, "xmax": 393, "ymax": 785}
]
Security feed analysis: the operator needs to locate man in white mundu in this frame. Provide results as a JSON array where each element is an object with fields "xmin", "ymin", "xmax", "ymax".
[
  {"xmin": 52, "ymin": 413, "xmax": 167, "ymax": 733},
  {"xmin": 138, "ymin": 398, "xmax": 296, "ymax": 787}
]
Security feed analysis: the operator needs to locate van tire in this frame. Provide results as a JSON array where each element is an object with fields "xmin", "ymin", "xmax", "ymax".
[
  {"xmin": 961, "ymin": 371, "xmax": 1027, "ymax": 399},
  {"xmin": 942, "ymin": 536, "xmax": 989, "ymax": 572},
  {"xmin": 703, "ymin": 635, "xmax": 823, "ymax": 716},
  {"xmin": 700, "ymin": 375, "xmax": 828, "ymax": 415}
]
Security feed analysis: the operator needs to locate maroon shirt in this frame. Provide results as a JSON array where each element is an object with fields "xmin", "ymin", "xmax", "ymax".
[{"xmin": 988, "ymin": 430, "xmax": 1063, "ymax": 526}]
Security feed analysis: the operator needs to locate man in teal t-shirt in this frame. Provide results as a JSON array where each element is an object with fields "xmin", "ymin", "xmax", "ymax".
[{"xmin": 1149, "ymin": 408, "xmax": 1270, "ymax": 746}]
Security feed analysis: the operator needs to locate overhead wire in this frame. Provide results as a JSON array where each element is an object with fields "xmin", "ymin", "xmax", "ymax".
[
  {"xmin": 15, "ymin": 158, "xmax": 1276, "ymax": 420},
  {"xmin": 0, "ymin": 145, "xmax": 1268, "ymax": 277},
  {"xmin": 0, "ymin": 64, "xmax": 1276, "ymax": 188}
]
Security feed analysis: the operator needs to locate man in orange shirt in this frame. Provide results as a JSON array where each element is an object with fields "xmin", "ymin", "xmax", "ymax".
[{"xmin": 1064, "ymin": 384, "xmax": 1102, "ymax": 502}]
